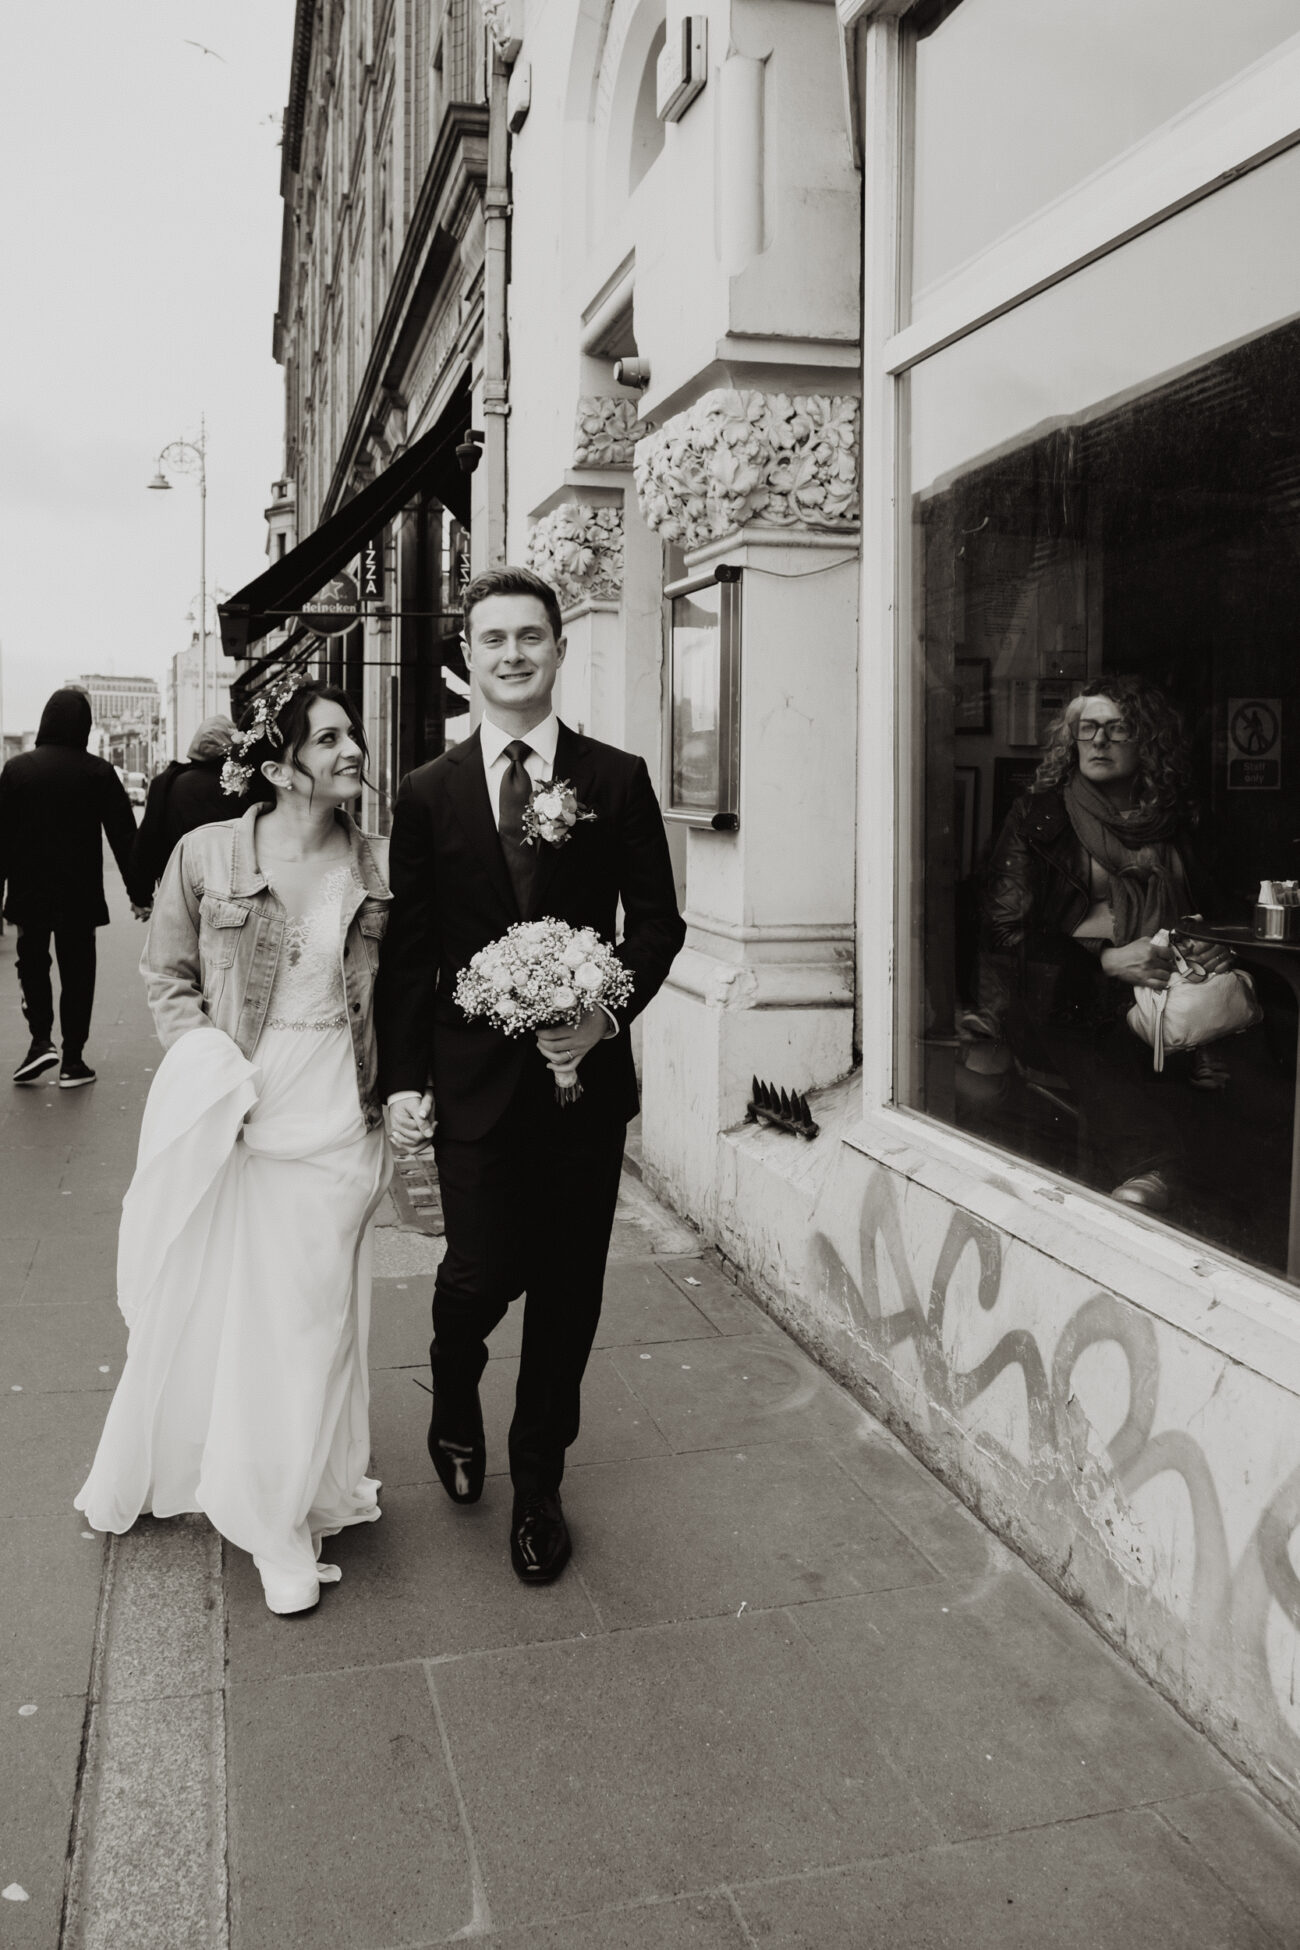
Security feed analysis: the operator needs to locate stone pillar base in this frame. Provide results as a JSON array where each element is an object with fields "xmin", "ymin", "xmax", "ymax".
[{"xmin": 642, "ymin": 922, "xmax": 854, "ymax": 1228}]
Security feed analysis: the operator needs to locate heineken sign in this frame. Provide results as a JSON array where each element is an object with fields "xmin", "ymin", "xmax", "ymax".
[{"xmin": 299, "ymin": 572, "xmax": 361, "ymax": 632}]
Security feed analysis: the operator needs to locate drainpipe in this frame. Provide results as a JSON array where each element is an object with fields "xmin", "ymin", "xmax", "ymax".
[{"xmin": 482, "ymin": 49, "xmax": 511, "ymax": 567}]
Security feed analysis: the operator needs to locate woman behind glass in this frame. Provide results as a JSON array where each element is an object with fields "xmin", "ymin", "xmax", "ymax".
[
  {"xmin": 981, "ymin": 674, "xmax": 1234, "ymax": 1214},
  {"xmin": 76, "ymin": 681, "xmax": 393, "ymax": 1615}
]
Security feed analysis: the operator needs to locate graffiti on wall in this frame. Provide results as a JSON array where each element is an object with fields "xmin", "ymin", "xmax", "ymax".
[{"xmin": 809, "ymin": 1163, "xmax": 1300, "ymax": 1779}]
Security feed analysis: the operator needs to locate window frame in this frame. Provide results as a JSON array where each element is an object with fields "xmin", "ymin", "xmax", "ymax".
[{"xmin": 848, "ymin": 0, "xmax": 1300, "ymax": 1313}]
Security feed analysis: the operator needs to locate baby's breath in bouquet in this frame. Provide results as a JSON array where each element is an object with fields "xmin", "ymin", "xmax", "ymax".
[{"xmin": 454, "ymin": 918, "xmax": 634, "ymax": 1105}]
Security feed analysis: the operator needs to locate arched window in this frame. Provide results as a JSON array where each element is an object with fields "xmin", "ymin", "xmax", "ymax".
[{"xmin": 628, "ymin": 22, "xmax": 666, "ymax": 193}]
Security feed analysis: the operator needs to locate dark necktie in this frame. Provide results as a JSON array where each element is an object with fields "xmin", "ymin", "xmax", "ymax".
[{"xmin": 498, "ymin": 739, "xmax": 536, "ymax": 914}]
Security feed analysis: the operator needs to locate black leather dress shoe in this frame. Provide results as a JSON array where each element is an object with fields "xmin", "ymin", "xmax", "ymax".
[
  {"xmin": 427, "ymin": 1418, "xmax": 486, "ymax": 1505},
  {"xmin": 510, "ymin": 1494, "xmax": 571, "ymax": 1583}
]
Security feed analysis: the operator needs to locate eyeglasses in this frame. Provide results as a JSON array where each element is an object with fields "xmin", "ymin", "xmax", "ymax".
[{"xmin": 1076, "ymin": 720, "xmax": 1135, "ymax": 746}]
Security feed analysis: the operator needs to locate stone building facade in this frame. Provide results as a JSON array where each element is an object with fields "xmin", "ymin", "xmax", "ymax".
[
  {"xmin": 247, "ymin": 0, "xmax": 498, "ymax": 821},
  {"xmin": 228, "ymin": 0, "xmax": 1300, "ymax": 1824}
]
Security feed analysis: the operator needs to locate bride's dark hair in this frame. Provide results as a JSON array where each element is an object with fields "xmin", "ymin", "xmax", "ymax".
[{"xmin": 238, "ymin": 682, "xmax": 370, "ymax": 805}]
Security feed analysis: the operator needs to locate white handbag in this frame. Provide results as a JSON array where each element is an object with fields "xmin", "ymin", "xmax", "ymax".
[{"xmin": 1127, "ymin": 930, "xmax": 1262, "ymax": 1072}]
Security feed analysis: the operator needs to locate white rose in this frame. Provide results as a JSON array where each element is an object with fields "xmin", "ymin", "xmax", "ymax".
[
  {"xmin": 490, "ymin": 966, "xmax": 514, "ymax": 991},
  {"xmin": 575, "ymin": 962, "xmax": 604, "ymax": 994},
  {"xmin": 562, "ymin": 941, "xmax": 587, "ymax": 969},
  {"xmin": 551, "ymin": 986, "xmax": 577, "ymax": 1011},
  {"xmin": 534, "ymin": 792, "xmax": 563, "ymax": 821},
  {"xmin": 496, "ymin": 996, "xmax": 517, "ymax": 1016}
]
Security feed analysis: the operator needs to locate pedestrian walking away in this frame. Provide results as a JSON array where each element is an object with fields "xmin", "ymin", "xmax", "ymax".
[
  {"xmin": 377, "ymin": 565, "xmax": 686, "ymax": 1586},
  {"xmin": 129, "ymin": 712, "xmax": 249, "ymax": 902},
  {"xmin": 76, "ymin": 679, "xmax": 394, "ymax": 1617},
  {"xmin": 0, "ymin": 684, "xmax": 151, "ymax": 1089}
]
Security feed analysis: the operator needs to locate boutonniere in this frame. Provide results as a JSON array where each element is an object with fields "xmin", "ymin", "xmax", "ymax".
[{"xmin": 522, "ymin": 779, "xmax": 597, "ymax": 848}]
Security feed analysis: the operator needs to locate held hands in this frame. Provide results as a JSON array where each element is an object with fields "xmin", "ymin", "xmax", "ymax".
[
  {"xmin": 536, "ymin": 1006, "xmax": 608, "ymax": 1087},
  {"xmin": 130, "ymin": 903, "xmax": 152, "ymax": 923},
  {"xmin": 387, "ymin": 1091, "xmax": 434, "ymax": 1152},
  {"xmin": 1100, "ymin": 937, "xmax": 1176, "ymax": 990}
]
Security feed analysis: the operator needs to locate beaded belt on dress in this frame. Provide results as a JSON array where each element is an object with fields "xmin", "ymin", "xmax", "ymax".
[{"xmin": 265, "ymin": 1015, "xmax": 348, "ymax": 1031}]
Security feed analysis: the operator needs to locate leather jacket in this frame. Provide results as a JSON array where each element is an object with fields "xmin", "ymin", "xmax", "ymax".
[
  {"xmin": 140, "ymin": 804, "xmax": 392, "ymax": 1131},
  {"xmin": 981, "ymin": 787, "xmax": 1211, "ymax": 1042}
]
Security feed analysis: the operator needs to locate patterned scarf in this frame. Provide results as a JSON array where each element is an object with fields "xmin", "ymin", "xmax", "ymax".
[{"xmin": 1063, "ymin": 773, "xmax": 1191, "ymax": 948}]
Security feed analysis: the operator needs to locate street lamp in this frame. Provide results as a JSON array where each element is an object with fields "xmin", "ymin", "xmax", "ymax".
[{"xmin": 147, "ymin": 416, "xmax": 208, "ymax": 718}]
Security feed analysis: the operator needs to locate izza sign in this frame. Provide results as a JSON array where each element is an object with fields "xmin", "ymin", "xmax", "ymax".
[{"xmin": 360, "ymin": 535, "xmax": 385, "ymax": 603}]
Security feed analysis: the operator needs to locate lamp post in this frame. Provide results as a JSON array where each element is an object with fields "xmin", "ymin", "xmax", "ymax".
[{"xmin": 148, "ymin": 416, "xmax": 208, "ymax": 720}]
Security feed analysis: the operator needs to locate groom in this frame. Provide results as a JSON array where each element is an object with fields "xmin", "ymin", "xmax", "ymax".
[{"xmin": 376, "ymin": 566, "xmax": 685, "ymax": 1582}]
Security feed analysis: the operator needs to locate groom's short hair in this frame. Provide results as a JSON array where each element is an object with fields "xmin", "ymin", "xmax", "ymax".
[{"xmin": 462, "ymin": 565, "xmax": 563, "ymax": 645}]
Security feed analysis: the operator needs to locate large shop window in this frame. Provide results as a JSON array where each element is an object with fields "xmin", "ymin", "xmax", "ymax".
[
  {"xmin": 909, "ymin": 0, "xmax": 1300, "ymax": 317},
  {"xmin": 901, "ymin": 137, "xmax": 1300, "ymax": 1284}
]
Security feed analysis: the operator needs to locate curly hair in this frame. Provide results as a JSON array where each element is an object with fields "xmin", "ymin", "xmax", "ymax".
[
  {"xmin": 1030, "ymin": 674, "xmax": 1193, "ymax": 815},
  {"xmin": 237, "ymin": 682, "xmax": 369, "ymax": 806}
]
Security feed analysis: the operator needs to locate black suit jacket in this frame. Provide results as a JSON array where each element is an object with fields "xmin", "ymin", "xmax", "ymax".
[
  {"xmin": 0, "ymin": 744, "xmax": 143, "ymax": 925},
  {"xmin": 375, "ymin": 722, "xmax": 686, "ymax": 1140}
]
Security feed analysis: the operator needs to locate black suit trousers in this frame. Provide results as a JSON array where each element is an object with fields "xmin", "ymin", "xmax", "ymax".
[
  {"xmin": 430, "ymin": 1054, "xmax": 627, "ymax": 1500},
  {"xmin": 15, "ymin": 921, "xmax": 97, "ymax": 1055}
]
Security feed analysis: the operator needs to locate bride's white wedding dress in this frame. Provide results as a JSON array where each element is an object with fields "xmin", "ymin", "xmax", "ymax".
[{"xmin": 77, "ymin": 864, "xmax": 390, "ymax": 1611}]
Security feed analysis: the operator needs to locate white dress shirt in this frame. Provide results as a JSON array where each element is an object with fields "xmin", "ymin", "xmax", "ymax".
[{"xmin": 480, "ymin": 711, "xmax": 559, "ymax": 825}]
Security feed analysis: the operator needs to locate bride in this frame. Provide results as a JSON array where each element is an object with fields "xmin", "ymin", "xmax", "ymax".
[{"xmin": 76, "ymin": 677, "xmax": 393, "ymax": 1614}]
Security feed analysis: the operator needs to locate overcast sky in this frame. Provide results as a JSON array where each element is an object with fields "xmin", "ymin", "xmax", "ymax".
[{"xmin": 0, "ymin": 2, "xmax": 296, "ymax": 737}]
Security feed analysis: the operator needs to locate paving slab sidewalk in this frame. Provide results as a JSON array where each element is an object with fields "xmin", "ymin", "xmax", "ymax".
[
  {"xmin": 0, "ymin": 887, "xmax": 155, "ymax": 1948},
  {"xmin": 6, "ymin": 887, "xmax": 1300, "ymax": 1947}
]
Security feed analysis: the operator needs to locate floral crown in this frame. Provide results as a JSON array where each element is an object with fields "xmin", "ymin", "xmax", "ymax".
[{"xmin": 220, "ymin": 672, "xmax": 309, "ymax": 797}]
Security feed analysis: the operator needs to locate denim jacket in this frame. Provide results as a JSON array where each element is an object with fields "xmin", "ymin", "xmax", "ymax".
[{"xmin": 139, "ymin": 804, "xmax": 392, "ymax": 1131}]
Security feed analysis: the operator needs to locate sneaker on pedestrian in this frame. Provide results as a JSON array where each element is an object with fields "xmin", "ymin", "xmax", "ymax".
[
  {"xmin": 13, "ymin": 1040, "xmax": 58, "ymax": 1085},
  {"xmin": 58, "ymin": 1058, "xmax": 97, "ymax": 1090}
]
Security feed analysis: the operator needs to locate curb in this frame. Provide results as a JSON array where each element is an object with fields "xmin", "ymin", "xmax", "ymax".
[{"xmin": 61, "ymin": 1520, "xmax": 228, "ymax": 1949}]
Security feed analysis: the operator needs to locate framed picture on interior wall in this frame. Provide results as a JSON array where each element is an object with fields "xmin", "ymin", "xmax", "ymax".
[
  {"xmin": 954, "ymin": 766, "xmax": 980, "ymax": 880},
  {"xmin": 662, "ymin": 564, "xmax": 742, "ymax": 828},
  {"xmin": 954, "ymin": 657, "xmax": 991, "ymax": 733}
]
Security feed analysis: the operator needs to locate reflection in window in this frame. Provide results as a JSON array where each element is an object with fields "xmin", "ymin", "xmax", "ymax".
[
  {"xmin": 910, "ymin": 0, "xmax": 1300, "ymax": 308},
  {"xmin": 905, "ymin": 315, "xmax": 1300, "ymax": 1280}
]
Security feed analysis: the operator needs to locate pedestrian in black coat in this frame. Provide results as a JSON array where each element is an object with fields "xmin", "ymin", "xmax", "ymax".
[
  {"xmin": 130, "ymin": 715, "xmax": 245, "ymax": 899},
  {"xmin": 0, "ymin": 687, "xmax": 148, "ymax": 1088}
]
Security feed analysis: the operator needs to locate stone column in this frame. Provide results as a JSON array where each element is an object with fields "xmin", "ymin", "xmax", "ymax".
[
  {"xmin": 633, "ymin": 389, "xmax": 860, "ymax": 1226},
  {"xmin": 522, "ymin": 497, "xmax": 626, "ymax": 737}
]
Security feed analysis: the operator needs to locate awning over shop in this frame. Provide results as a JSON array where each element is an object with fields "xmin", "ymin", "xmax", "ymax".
[
  {"xmin": 218, "ymin": 414, "xmax": 472, "ymax": 661},
  {"xmin": 228, "ymin": 626, "xmax": 320, "ymax": 718}
]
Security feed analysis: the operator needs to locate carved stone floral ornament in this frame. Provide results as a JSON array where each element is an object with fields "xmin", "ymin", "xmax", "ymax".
[
  {"xmin": 573, "ymin": 395, "xmax": 640, "ymax": 468},
  {"xmin": 524, "ymin": 503, "xmax": 624, "ymax": 611},
  {"xmin": 633, "ymin": 389, "xmax": 860, "ymax": 549}
]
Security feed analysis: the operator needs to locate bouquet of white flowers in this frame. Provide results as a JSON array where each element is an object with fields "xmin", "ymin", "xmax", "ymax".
[{"xmin": 454, "ymin": 918, "xmax": 634, "ymax": 1105}]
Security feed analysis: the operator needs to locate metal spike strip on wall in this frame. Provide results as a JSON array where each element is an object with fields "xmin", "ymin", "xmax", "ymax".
[{"xmin": 746, "ymin": 1077, "xmax": 820, "ymax": 1141}]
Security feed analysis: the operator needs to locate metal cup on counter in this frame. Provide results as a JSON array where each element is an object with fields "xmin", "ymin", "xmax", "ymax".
[{"xmin": 1255, "ymin": 880, "xmax": 1300, "ymax": 941}]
